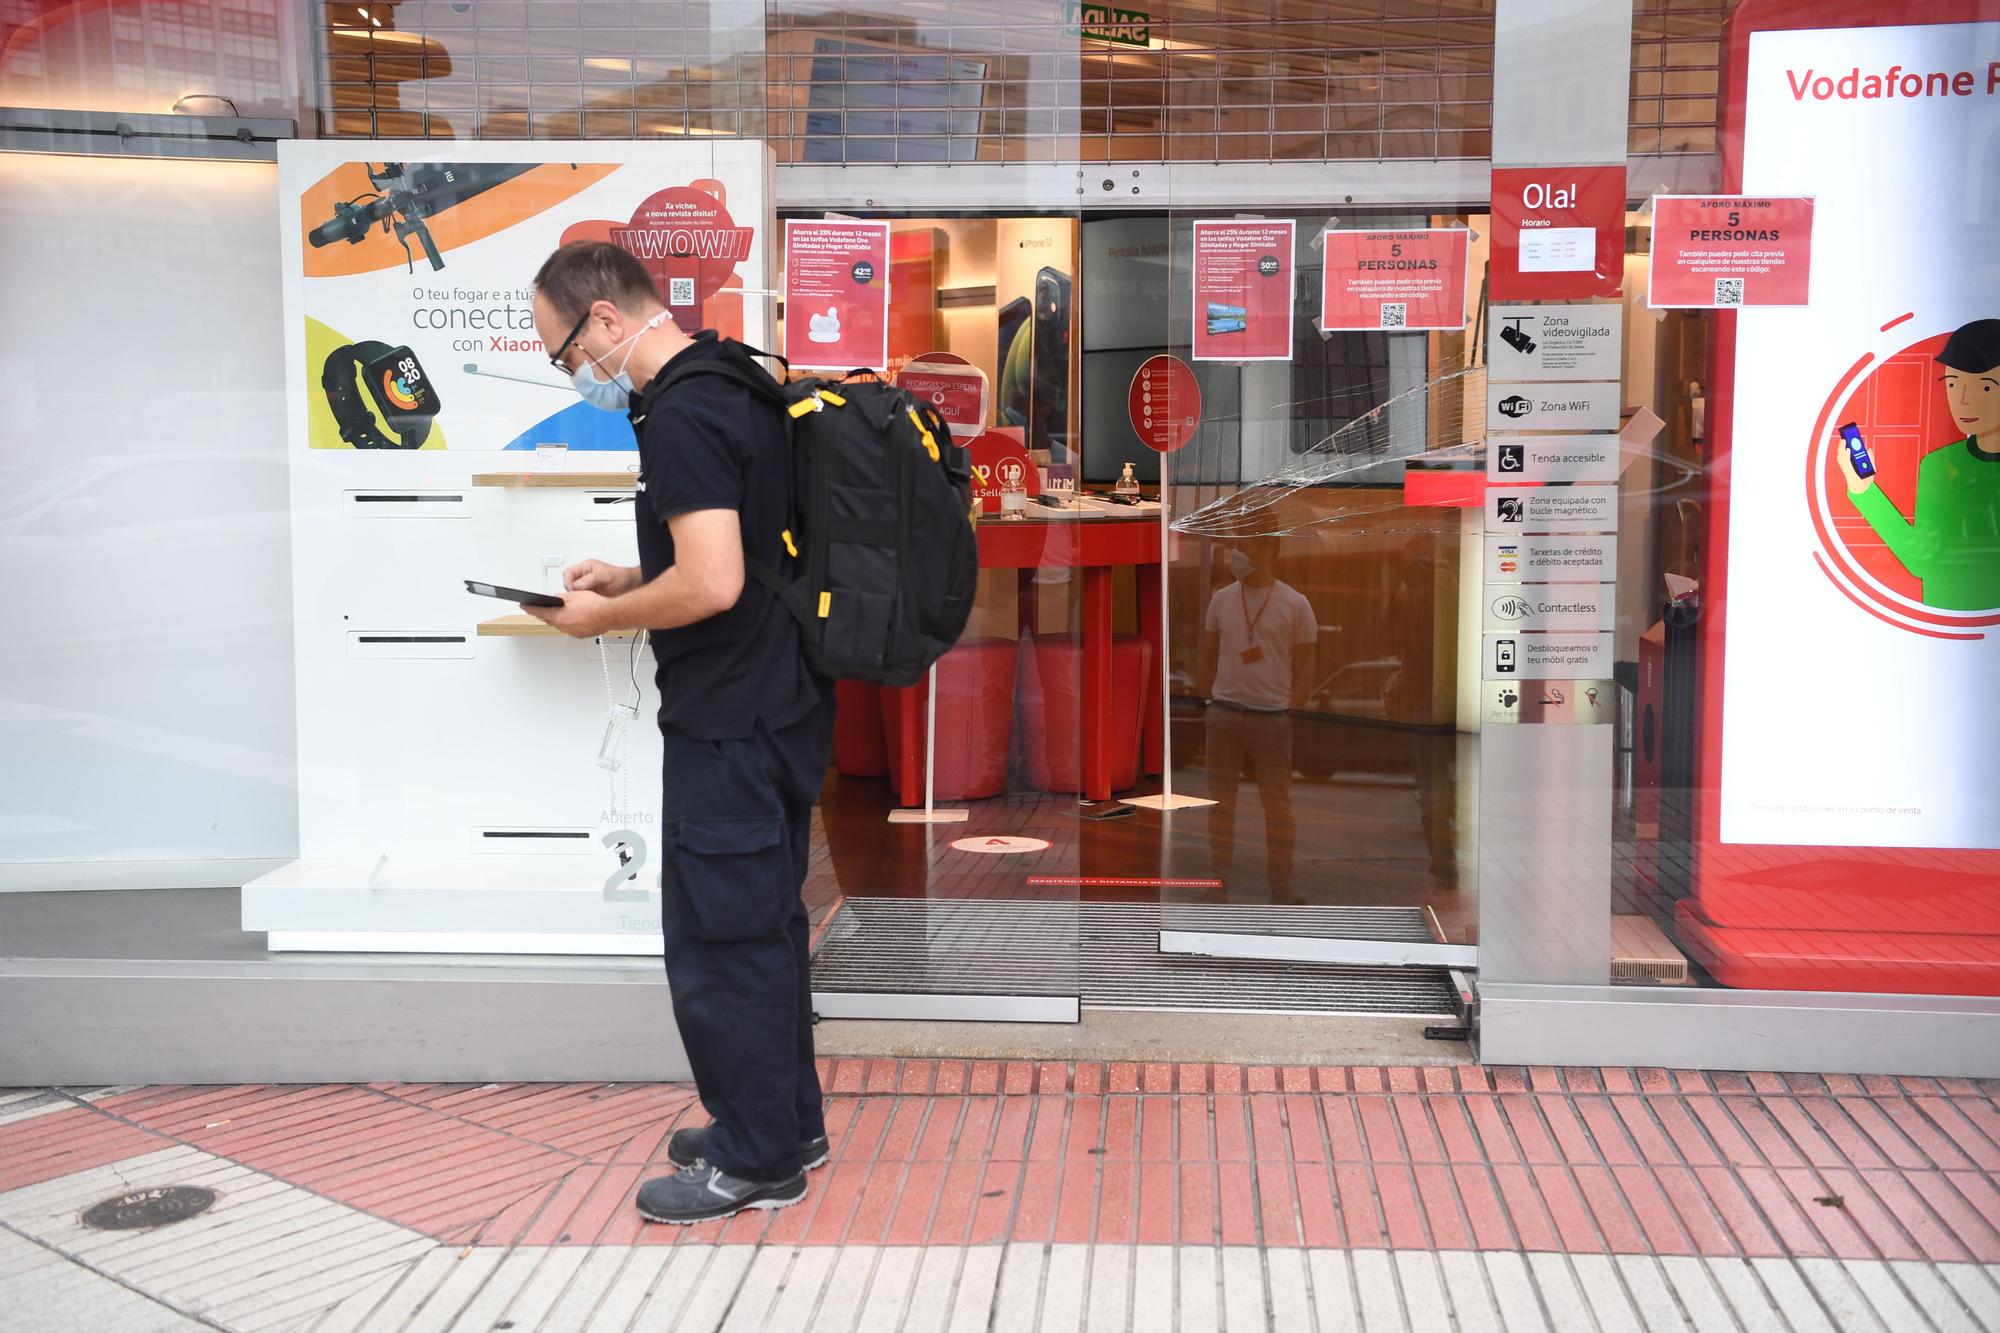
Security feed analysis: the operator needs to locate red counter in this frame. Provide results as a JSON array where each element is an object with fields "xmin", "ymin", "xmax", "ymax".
[{"xmin": 886, "ymin": 508, "xmax": 1164, "ymax": 804}]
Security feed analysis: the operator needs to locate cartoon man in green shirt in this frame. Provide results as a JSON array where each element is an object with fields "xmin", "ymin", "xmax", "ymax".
[{"xmin": 1838, "ymin": 319, "xmax": 2000, "ymax": 611}]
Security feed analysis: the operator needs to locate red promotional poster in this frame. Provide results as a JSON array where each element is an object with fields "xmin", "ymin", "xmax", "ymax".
[
  {"xmin": 1489, "ymin": 165, "xmax": 1627, "ymax": 300},
  {"xmin": 1128, "ymin": 355, "xmax": 1202, "ymax": 452},
  {"xmin": 1191, "ymin": 219, "xmax": 1296, "ymax": 361},
  {"xmin": 1317, "ymin": 228, "xmax": 1470, "ymax": 332},
  {"xmin": 1647, "ymin": 195, "xmax": 1815, "ymax": 309},
  {"xmin": 896, "ymin": 354, "xmax": 988, "ymax": 439},
  {"xmin": 967, "ymin": 428, "xmax": 1040, "ymax": 512},
  {"xmin": 560, "ymin": 177, "xmax": 753, "ymax": 340},
  {"xmin": 782, "ymin": 218, "xmax": 891, "ymax": 371}
]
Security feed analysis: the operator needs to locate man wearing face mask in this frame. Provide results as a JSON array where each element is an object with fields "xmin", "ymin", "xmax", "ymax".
[
  {"xmin": 1197, "ymin": 537, "xmax": 1316, "ymax": 905},
  {"xmin": 521, "ymin": 241, "xmax": 831, "ymax": 1225}
]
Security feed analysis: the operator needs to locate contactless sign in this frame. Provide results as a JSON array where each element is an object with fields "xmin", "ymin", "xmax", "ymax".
[
  {"xmin": 1318, "ymin": 228, "xmax": 1469, "ymax": 331},
  {"xmin": 1490, "ymin": 166, "xmax": 1627, "ymax": 301},
  {"xmin": 1129, "ymin": 354, "xmax": 1202, "ymax": 452},
  {"xmin": 1483, "ymin": 584, "xmax": 1616, "ymax": 633},
  {"xmin": 1647, "ymin": 195, "xmax": 1815, "ymax": 308}
]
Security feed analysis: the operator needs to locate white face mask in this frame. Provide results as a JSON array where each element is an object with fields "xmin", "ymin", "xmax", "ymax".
[
  {"xmin": 1229, "ymin": 549, "xmax": 1254, "ymax": 581},
  {"xmin": 571, "ymin": 311, "xmax": 666, "ymax": 411}
]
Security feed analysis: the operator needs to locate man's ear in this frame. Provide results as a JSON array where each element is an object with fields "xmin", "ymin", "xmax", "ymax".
[{"xmin": 590, "ymin": 298, "xmax": 624, "ymax": 340}]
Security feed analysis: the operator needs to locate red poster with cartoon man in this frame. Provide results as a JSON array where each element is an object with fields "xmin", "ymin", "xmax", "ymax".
[
  {"xmin": 1192, "ymin": 219, "xmax": 1296, "ymax": 361},
  {"xmin": 783, "ymin": 219, "xmax": 891, "ymax": 372},
  {"xmin": 1318, "ymin": 228, "xmax": 1470, "ymax": 332}
]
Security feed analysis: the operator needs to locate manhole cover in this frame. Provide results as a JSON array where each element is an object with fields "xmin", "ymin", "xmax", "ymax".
[{"xmin": 80, "ymin": 1186, "xmax": 216, "ymax": 1231}]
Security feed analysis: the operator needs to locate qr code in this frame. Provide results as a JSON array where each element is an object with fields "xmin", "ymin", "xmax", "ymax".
[
  {"xmin": 669, "ymin": 277, "xmax": 696, "ymax": 305},
  {"xmin": 1714, "ymin": 278, "xmax": 1744, "ymax": 306},
  {"xmin": 1379, "ymin": 302, "xmax": 1408, "ymax": 328}
]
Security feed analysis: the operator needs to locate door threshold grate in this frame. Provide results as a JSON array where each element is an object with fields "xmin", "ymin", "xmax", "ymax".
[{"xmin": 811, "ymin": 898, "xmax": 1458, "ymax": 1017}]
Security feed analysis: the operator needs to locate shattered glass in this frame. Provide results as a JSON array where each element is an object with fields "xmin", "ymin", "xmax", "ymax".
[{"xmin": 1172, "ymin": 358, "xmax": 1487, "ymax": 539}]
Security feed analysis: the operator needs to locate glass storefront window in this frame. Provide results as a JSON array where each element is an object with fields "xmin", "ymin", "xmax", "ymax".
[{"xmin": 5, "ymin": 0, "xmax": 1996, "ymax": 1083}]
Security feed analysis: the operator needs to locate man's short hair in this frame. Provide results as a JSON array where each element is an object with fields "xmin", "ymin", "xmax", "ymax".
[
  {"xmin": 533, "ymin": 241, "xmax": 662, "ymax": 322},
  {"xmin": 1937, "ymin": 318, "xmax": 2000, "ymax": 375}
]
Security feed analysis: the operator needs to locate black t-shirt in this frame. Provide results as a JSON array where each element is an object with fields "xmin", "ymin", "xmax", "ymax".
[{"xmin": 628, "ymin": 332, "xmax": 820, "ymax": 740}]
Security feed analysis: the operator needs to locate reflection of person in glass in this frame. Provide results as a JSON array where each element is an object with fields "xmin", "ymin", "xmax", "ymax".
[
  {"xmin": 1198, "ymin": 538, "xmax": 1316, "ymax": 905},
  {"xmin": 1388, "ymin": 535, "xmax": 1458, "ymax": 890},
  {"xmin": 1838, "ymin": 319, "xmax": 2000, "ymax": 610}
]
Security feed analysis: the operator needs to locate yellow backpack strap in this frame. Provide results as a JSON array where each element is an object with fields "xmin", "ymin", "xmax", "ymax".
[{"xmin": 906, "ymin": 407, "xmax": 941, "ymax": 462}]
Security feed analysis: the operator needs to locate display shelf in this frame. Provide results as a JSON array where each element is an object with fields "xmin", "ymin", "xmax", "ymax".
[
  {"xmin": 477, "ymin": 614, "xmax": 640, "ymax": 638},
  {"xmin": 242, "ymin": 856, "xmax": 664, "ymax": 956},
  {"xmin": 471, "ymin": 471, "xmax": 637, "ymax": 488}
]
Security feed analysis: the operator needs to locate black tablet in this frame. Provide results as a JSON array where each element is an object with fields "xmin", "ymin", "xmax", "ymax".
[{"xmin": 464, "ymin": 580, "xmax": 564, "ymax": 608}]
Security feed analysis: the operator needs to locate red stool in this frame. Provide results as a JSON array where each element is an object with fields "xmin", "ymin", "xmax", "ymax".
[
  {"xmin": 1017, "ymin": 634, "xmax": 1153, "ymax": 794},
  {"xmin": 881, "ymin": 639, "xmax": 1016, "ymax": 803},
  {"xmin": 832, "ymin": 679, "xmax": 887, "ymax": 778}
]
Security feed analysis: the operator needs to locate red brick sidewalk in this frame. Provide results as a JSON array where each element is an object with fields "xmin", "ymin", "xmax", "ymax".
[
  {"xmin": 4, "ymin": 1061, "xmax": 1999, "ymax": 1330},
  {"xmin": 8, "ymin": 1060, "xmax": 1999, "ymax": 1262}
]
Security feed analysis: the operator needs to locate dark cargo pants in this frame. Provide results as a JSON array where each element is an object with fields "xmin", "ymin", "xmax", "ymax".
[{"xmin": 658, "ymin": 692, "xmax": 834, "ymax": 1182}]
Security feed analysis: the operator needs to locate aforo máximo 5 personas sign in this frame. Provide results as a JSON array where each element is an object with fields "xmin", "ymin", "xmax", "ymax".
[
  {"xmin": 1318, "ymin": 228, "xmax": 1470, "ymax": 331},
  {"xmin": 1648, "ymin": 195, "xmax": 1815, "ymax": 308}
]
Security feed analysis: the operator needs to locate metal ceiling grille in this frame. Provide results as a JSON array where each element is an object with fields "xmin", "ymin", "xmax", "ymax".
[
  {"xmin": 812, "ymin": 898, "xmax": 1458, "ymax": 1016},
  {"xmin": 1629, "ymin": 0, "xmax": 1725, "ymax": 156},
  {"xmin": 312, "ymin": 3, "xmax": 1723, "ymax": 166}
]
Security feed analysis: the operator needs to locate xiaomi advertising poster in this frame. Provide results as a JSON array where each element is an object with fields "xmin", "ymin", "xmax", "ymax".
[
  {"xmin": 280, "ymin": 141, "xmax": 772, "ymax": 454},
  {"xmin": 1717, "ymin": 18, "xmax": 2000, "ymax": 853}
]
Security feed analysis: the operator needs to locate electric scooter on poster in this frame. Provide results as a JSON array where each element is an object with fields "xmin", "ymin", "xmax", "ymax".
[{"xmin": 307, "ymin": 161, "xmax": 566, "ymax": 272}]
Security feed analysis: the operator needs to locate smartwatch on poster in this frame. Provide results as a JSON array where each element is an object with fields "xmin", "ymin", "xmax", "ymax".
[{"xmin": 321, "ymin": 340, "xmax": 441, "ymax": 449}]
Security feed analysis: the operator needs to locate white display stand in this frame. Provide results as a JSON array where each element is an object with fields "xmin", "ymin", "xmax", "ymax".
[
  {"xmin": 1124, "ymin": 449, "xmax": 1216, "ymax": 812},
  {"xmin": 885, "ymin": 663, "xmax": 970, "ymax": 825},
  {"xmin": 884, "ymin": 358, "xmax": 986, "ymax": 826},
  {"xmin": 245, "ymin": 140, "xmax": 776, "ymax": 954}
]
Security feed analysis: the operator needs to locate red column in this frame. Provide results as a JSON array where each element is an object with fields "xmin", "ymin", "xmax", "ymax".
[
  {"xmin": 1138, "ymin": 564, "xmax": 1163, "ymax": 777},
  {"xmin": 1080, "ymin": 565, "xmax": 1115, "ymax": 801},
  {"xmin": 892, "ymin": 683, "xmax": 924, "ymax": 808}
]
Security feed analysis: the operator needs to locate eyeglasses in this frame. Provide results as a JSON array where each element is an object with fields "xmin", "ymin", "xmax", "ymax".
[{"xmin": 547, "ymin": 311, "xmax": 589, "ymax": 372}]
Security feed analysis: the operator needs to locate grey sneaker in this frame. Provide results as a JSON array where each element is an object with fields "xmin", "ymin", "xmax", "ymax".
[
  {"xmin": 668, "ymin": 1125, "xmax": 830, "ymax": 1172},
  {"xmin": 634, "ymin": 1163, "xmax": 806, "ymax": 1225}
]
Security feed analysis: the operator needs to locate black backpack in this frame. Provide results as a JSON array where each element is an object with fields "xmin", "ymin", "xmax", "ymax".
[{"xmin": 652, "ymin": 340, "xmax": 979, "ymax": 688}]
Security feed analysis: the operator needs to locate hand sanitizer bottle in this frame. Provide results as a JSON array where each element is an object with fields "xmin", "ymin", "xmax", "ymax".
[{"xmin": 1114, "ymin": 461, "xmax": 1140, "ymax": 494}]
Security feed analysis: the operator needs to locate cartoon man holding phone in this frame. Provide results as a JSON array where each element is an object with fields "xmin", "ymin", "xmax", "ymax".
[{"xmin": 1838, "ymin": 318, "xmax": 2000, "ymax": 611}]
